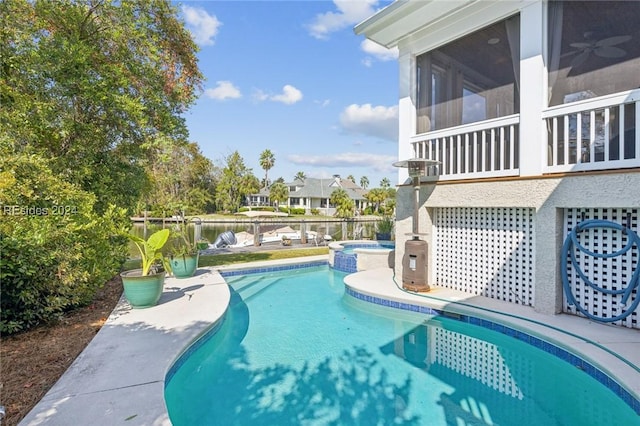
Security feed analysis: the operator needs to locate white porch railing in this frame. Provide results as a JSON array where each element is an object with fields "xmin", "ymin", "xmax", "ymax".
[
  {"xmin": 543, "ymin": 90, "xmax": 640, "ymax": 173},
  {"xmin": 411, "ymin": 115, "xmax": 520, "ymax": 181}
]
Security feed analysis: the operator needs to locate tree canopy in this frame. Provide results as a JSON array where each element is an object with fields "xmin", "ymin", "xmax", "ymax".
[
  {"xmin": 360, "ymin": 176, "xmax": 369, "ymax": 189},
  {"xmin": 215, "ymin": 151, "xmax": 259, "ymax": 213},
  {"xmin": 259, "ymin": 149, "xmax": 275, "ymax": 189},
  {"xmin": 1, "ymin": 0, "xmax": 203, "ymax": 211},
  {"xmin": 269, "ymin": 182, "xmax": 289, "ymax": 210},
  {"xmin": 330, "ymin": 188, "xmax": 355, "ymax": 218},
  {"xmin": 0, "ymin": 0, "xmax": 204, "ymax": 332}
]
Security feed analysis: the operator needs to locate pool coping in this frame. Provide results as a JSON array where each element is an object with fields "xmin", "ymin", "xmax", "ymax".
[
  {"xmin": 18, "ymin": 257, "xmax": 640, "ymax": 424},
  {"xmin": 18, "ymin": 267, "xmax": 232, "ymax": 426}
]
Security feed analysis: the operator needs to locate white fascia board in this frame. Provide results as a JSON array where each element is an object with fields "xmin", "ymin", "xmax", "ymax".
[
  {"xmin": 354, "ymin": 0, "xmax": 476, "ymax": 48},
  {"xmin": 399, "ymin": 1, "xmax": 531, "ymax": 55}
]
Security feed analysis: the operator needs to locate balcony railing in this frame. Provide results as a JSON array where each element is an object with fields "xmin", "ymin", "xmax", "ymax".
[
  {"xmin": 411, "ymin": 115, "xmax": 520, "ymax": 181},
  {"xmin": 543, "ymin": 91, "xmax": 640, "ymax": 173}
]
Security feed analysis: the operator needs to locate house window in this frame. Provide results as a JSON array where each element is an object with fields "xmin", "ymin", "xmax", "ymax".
[
  {"xmin": 547, "ymin": 1, "xmax": 640, "ymax": 107},
  {"xmin": 416, "ymin": 16, "xmax": 520, "ymax": 133}
]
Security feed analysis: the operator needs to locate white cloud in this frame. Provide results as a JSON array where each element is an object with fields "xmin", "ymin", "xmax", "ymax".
[
  {"xmin": 360, "ymin": 39, "xmax": 399, "ymax": 62},
  {"xmin": 254, "ymin": 85, "xmax": 303, "ymax": 105},
  {"xmin": 288, "ymin": 152, "xmax": 397, "ymax": 174},
  {"xmin": 314, "ymin": 99, "xmax": 331, "ymax": 107},
  {"xmin": 339, "ymin": 103, "xmax": 398, "ymax": 141},
  {"xmin": 307, "ymin": 0, "xmax": 379, "ymax": 40},
  {"xmin": 252, "ymin": 89, "xmax": 269, "ymax": 102},
  {"xmin": 205, "ymin": 81, "xmax": 242, "ymax": 100},
  {"xmin": 182, "ymin": 5, "xmax": 221, "ymax": 46},
  {"xmin": 271, "ymin": 85, "xmax": 303, "ymax": 105}
]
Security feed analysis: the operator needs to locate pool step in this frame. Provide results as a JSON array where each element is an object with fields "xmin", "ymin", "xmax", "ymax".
[{"xmin": 233, "ymin": 276, "xmax": 281, "ymax": 301}]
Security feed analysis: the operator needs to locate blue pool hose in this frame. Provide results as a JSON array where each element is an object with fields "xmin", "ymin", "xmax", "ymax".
[{"xmin": 561, "ymin": 219, "xmax": 640, "ymax": 323}]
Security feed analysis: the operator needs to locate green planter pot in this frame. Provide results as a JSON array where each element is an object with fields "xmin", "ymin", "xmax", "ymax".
[
  {"xmin": 169, "ymin": 254, "xmax": 199, "ymax": 278},
  {"xmin": 120, "ymin": 269, "xmax": 165, "ymax": 308}
]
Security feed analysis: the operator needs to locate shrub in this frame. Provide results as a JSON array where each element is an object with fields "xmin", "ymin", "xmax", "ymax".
[
  {"xmin": 277, "ymin": 206, "xmax": 304, "ymax": 215},
  {"xmin": 0, "ymin": 153, "xmax": 130, "ymax": 334},
  {"xmin": 376, "ymin": 215, "xmax": 395, "ymax": 234}
]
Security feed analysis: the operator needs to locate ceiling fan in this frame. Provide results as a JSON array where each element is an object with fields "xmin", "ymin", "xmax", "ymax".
[{"xmin": 563, "ymin": 32, "xmax": 631, "ymax": 68}]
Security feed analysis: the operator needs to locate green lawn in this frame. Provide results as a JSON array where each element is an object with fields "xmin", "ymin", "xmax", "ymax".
[
  {"xmin": 198, "ymin": 247, "xmax": 328, "ymax": 267},
  {"xmin": 122, "ymin": 247, "xmax": 329, "ymax": 271}
]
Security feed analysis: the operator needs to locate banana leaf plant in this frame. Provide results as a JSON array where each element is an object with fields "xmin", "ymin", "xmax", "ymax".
[{"xmin": 126, "ymin": 229, "xmax": 172, "ymax": 276}]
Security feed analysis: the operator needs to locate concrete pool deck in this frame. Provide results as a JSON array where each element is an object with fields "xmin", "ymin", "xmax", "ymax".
[{"xmin": 19, "ymin": 257, "xmax": 640, "ymax": 425}]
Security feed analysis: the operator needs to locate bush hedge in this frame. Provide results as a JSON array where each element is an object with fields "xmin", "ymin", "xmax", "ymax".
[{"xmin": 0, "ymin": 153, "xmax": 130, "ymax": 334}]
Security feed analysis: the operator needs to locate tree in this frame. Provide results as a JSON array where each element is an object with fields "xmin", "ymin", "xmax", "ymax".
[
  {"xmin": 0, "ymin": 0, "xmax": 203, "ymax": 333},
  {"xmin": 366, "ymin": 188, "xmax": 387, "ymax": 214},
  {"xmin": 1, "ymin": 0, "xmax": 203, "ymax": 213},
  {"xmin": 269, "ymin": 182, "xmax": 289, "ymax": 211},
  {"xmin": 145, "ymin": 139, "xmax": 216, "ymax": 215},
  {"xmin": 295, "ymin": 171, "xmax": 306, "ymax": 182},
  {"xmin": 259, "ymin": 149, "xmax": 275, "ymax": 189},
  {"xmin": 330, "ymin": 188, "xmax": 355, "ymax": 218},
  {"xmin": 360, "ymin": 176, "xmax": 369, "ymax": 189},
  {"xmin": 380, "ymin": 177, "xmax": 391, "ymax": 189},
  {"xmin": 215, "ymin": 151, "xmax": 259, "ymax": 213},
  {"xmin": 347, "ymin": 175, "xmax": 355, "ymax": 183}
]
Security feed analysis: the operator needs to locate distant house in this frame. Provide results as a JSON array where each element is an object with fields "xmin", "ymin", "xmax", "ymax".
[
  {"xmin": 356, "ymin": 0, "xmax": 640, "ymax": 328},
  {"xmin": 247, "ymin": 175, "xmax": 368, "ymax": 216}
]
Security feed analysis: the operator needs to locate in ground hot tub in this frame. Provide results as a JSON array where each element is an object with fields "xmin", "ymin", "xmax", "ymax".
[{"xmin": 329, "ymin": 240, "xmax": 395, "ymax": 273}]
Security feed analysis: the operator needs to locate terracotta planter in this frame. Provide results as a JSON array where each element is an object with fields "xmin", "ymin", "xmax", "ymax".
[
  {"xmin": 120, "ymin": 269, "xmax": 165, "ymax": 308},
  {"xmin": 169, "ymin": 253, "xmax": 199, "ymax": 278}
]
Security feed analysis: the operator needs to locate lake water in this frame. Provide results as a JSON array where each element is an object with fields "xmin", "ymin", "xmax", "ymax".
[{"xmin": 128, "ymin": 220, "xmax": 377, "ymax": 257}]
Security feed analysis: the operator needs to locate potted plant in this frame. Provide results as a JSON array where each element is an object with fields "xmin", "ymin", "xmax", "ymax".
[
  {"xmin": 167, "ymin": 221, "xmax": 199, "ymax": 279},
  {"xmin": 121, "ymin": 229, "xmax": 172, "ymax": 308},
  {"xmin": 375, "ymin": 215, "xmax": 394, "ymax": 241},
  {"xmin": 196, "ymin": 238, "xmax": 209, "ymax": 250},
  {"xmin": 281, "ymin": 235, "xmax": 292, "ymax": 246}
]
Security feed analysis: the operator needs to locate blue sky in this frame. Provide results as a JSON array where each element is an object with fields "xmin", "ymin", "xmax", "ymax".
[{"xmin": 177, "ymin": 0, "xmax": 398, "ymax": 188}]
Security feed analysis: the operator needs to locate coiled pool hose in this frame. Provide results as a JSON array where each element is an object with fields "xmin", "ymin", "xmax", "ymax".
[{"xmin": 561, "ymin": 219, "xmax": 640, "ymax": 322}]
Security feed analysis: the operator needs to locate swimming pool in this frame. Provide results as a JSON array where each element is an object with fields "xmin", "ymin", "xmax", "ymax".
[
  {"xmin": 330, "ymin": 240, "xmax": 395, "ymax": 273},
  {"xmin": 164, "ymin": 264, "xmax": 638, "ymax": 425}
]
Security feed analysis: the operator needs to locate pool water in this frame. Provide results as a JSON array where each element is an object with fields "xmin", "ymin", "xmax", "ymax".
[
  {"xmin": 165, "ymin": 265, "xmax": 637, "ymax": 425},
  {"xmin": 340, "ymin": 243, "xmax": 394, "ymax": 255}
]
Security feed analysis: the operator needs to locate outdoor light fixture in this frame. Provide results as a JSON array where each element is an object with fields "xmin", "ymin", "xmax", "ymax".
[{"xmin": 393, "ymin": 158, "xmax": 440, "ymax": 292}]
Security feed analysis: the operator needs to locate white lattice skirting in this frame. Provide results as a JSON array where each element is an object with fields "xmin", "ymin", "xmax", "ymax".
[
  {"xmin": 563, "ymin": 208, "xmax": 639, "ymax": 329},
  {"xmin": 434, "ymin": 207, "xmax": 535, "ymax": 306}
]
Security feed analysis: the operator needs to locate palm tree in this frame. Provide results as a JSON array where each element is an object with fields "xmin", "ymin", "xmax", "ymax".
[
  {"xmin": 380, "ymin": 177, "xmax": 391, "ymax": 189},
  {"xmin": 259, "ymin": 149, "xmax": 275, "ymax": 189},
  {"xmin": 294, "ymin": 171, "xmax": 306, "ymax": 182},
  {"xmin": 366, "ymin": 188, "xmax": 387, "ymax": 213},
  {"xmin": 360, "ymin": 176, "xmax": 369, "ymax": 189},
  {"xmin": 330, "ymin": 188, "xmax": 355, "ymax": 218},
  {"xmin": 269, "ymin": 181, "xmax": 289, "ymax": 211},
  {"xmin": 347, "ymin": 174, "xmax": 355, "ymax": 183}
]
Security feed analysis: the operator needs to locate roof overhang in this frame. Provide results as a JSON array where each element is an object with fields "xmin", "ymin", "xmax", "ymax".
[{"xmin": 354, "ymin": 0, "xmax": 477, "ymax": 48}]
